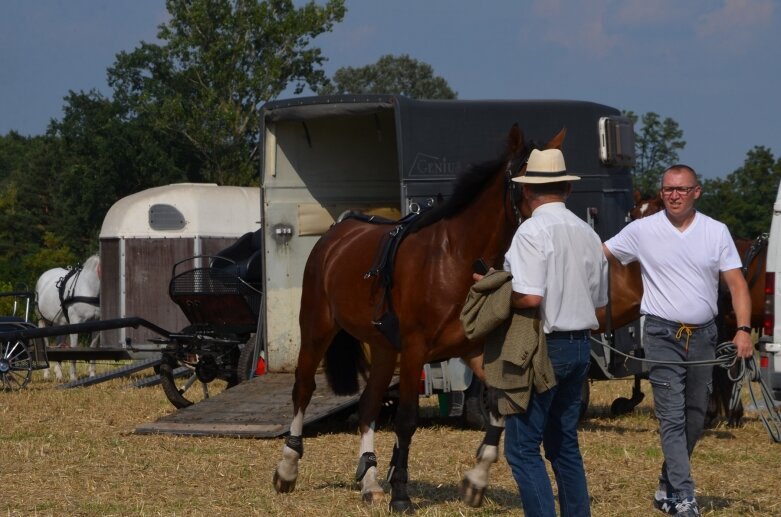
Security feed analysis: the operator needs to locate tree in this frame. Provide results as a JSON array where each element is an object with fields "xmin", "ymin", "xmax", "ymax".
[
  {"xmin": 624, "ymin": 111, "xmax": 686, "ymax": 196},
  {"xmin": 697, "ymin": 146, "xmax": 781, "ymax": 237},
  {"xmin": 107, "ymin": 0, "xmax": 346, "ymax": 185},
  {"xmin": 316, "ymin": 54, "xmax": 457, "ymax": 99}
]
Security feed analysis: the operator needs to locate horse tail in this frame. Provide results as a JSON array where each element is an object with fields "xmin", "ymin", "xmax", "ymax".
[{"xmin": 324, "ymin": 330, "xmax": 365, "ymax": 396}]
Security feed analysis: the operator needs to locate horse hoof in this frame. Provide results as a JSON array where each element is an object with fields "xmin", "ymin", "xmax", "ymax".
[
  {"xmin": 388, "ymin": 498, "xmax": 414, "ymax": 514},
  {"xmin": 459, "ymin": 477, "xmax": 485, "ymax": 507},
  {"xmin": 272, "ymin": 470, "xmax": 296, "ymax": 493},
  {"xmin": 361, "ymin": 489, "xmax": 385, "ymax": 505}
]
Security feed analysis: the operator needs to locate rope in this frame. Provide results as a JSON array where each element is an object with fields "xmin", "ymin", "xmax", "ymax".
[
  {"xmin": 597, "ymin": 337, "xmax": 781, "ymax": 442},
  {"xmin": 675, "ymin": 323, "xmax": 694, "ymax": 352}
]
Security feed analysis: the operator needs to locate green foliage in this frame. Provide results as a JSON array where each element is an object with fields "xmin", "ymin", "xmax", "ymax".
[
  {"xmin": 624, "ymin": 111, "xmax": 686, "ymax": 197},
  {"xmin": 698, "ymin": 146, "xmax": 781, "ymax": 238},
  {"xmin": 107, "ymin": 0, "xmax": 346, "ymax": 185},
  {"xmin": 317, "ymin": 54, "xmax": 457, "ymax": 99}
]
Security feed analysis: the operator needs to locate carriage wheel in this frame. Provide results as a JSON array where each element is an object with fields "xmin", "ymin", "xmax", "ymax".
[
  {"xmin": 158, "ymin": 360, "xmax": 198, "ymax": 408},
  {"xmin": 158, "ymin": 355, "xmax": 233, "ymax": 409},
  {"xmin": 0, "ymin": 339, "xmax": 33, "ymax": 391}
]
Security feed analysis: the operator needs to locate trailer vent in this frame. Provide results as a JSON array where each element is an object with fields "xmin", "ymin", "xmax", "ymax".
[{"xmin": 149, "ymin": 204, "xmax": 186, "ymax": 231}]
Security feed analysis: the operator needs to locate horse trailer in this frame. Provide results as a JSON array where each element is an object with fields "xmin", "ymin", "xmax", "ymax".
[
  {"xmin": 258, "ymin": 95, "xmax": 640, "ymax": 419},
  {"xmin": 98, "ymin": 183, "xmax": 261, "ymax": 347}
]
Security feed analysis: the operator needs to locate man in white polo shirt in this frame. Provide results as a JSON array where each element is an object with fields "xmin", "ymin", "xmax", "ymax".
[
  {"xmin": 503, "ymin": 148, "xmax": 608, "ymax": 517},
  {"xmin": 604, "ymin": 164, "xmax": 752, "ymax": 517}
]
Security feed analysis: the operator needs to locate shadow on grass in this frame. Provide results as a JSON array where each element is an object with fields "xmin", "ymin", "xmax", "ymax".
[{"xmin": 308, "ymin": 477, "xmax": 523, "ymax": 514}]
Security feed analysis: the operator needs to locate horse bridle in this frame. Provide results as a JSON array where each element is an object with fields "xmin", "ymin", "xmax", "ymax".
[{"xmin": 503, "ymin": 145, "xmax": 535, "ymax": 224}]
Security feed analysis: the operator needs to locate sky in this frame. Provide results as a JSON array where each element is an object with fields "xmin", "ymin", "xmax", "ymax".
[{"xmin": 1, "ymin": 0, "xmax": 779, "ymax": 180}]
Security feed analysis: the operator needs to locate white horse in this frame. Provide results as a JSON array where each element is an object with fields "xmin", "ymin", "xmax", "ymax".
[{"xmin": 35, "ymin": 255, "xmax": 101, "ymax": 381}]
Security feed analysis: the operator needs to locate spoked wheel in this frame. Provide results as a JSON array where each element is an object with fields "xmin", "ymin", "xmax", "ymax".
[
  {"xmin": 159, "ymin": 352, "xmax": 237, "ymax": 409},
  {"xmin": 0, "ymin": 339, "xmax": 33, "ymax": 391}
]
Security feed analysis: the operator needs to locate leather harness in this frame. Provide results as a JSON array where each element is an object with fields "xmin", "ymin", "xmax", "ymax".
[{"xmin": 56, "ymin": 265, "xmax": 100, "ymax": 324}]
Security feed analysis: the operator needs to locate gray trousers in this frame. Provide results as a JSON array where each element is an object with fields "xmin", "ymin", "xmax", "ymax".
[{"xmin": 644, "ymin": 315, "xmax": 716, "ymax": 500}]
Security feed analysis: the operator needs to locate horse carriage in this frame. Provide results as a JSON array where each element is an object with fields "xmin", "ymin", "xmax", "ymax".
[
  {"xmin": 0, "ymin": 184, "xmax": 266, "ymax": 407},
  {"xmin": 0, "ymin": 288, "xmax": 49, "ymax": 390}
]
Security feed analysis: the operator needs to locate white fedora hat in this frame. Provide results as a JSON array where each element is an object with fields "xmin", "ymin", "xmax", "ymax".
[{"xmin": 512, "ymin": 149, "xmax": 581, "ymax": 184}]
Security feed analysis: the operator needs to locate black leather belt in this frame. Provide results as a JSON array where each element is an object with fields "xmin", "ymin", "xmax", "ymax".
[{"xmin": 545, "ymin": 330, "xmax": 591, "ymax": 341}]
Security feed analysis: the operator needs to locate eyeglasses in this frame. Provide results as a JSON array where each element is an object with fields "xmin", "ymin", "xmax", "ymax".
[{"xmin": 660, "ymin": 186, "xmax": 697, "ymax": 195}]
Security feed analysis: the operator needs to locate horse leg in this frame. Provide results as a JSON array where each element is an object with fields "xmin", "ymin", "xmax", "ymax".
[
  {"xmin": 67, "ymin": 333, "xmax": 78, "ymax": 381},
  {"xmin": 38, "ymin": 320, "xmax": 63, "ymax": 382},
  {"xmin": 356, "ymin": 344, "xmax": 397, "ymax": 504},
  {"xmin": 87, "ymin": 332, "xmax": 98, "ymax": 378},
  {"xmin": 463, "ymin": 349, "xmax": 486, "ymax": 382},
  {"xmin": 386, "ymin": 350, "xmax": 425, "ymax": 514},
  {"xmin": 273, "ymin": 320, "xmax": 337, "ymax": 494},
  {"xmin": 460, "ymin": 392, "xmax": 505, "ymax": 508}
]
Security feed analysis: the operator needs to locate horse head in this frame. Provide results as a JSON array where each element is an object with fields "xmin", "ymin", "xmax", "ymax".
[
  {"xmin": 509, "ymin": 127, "xmax": 567, "ymax": 220},
  {"xmin": 629, "ymin": 190, "xmax": 664, "ymax": 220}
]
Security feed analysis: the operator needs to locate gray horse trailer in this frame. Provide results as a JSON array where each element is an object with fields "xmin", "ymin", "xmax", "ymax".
[{"xmin": 259, "ymin": 95, "xmax": 640, "ymax": 408}]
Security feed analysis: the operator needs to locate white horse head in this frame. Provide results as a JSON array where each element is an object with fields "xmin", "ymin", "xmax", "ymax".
[{"xmin": 35, "ymin": 254, "xmax": 101, "ymax": 381}]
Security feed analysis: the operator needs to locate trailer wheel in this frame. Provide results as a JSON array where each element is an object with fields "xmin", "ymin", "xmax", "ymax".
[
  {"xmin": 0, "ymin": 339, "xmax": 33, "ymax": 391},
  {"xmin": 159, "ymin": 355, "xmax": 234, "ymax": 409},
  {"xmin": 237, "ymin": 337, "xmax": 265, "ymax": 382}
]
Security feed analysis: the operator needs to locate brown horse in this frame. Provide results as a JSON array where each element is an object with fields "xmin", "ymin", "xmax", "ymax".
[
  {"xmin": 272, "ymin": 124, "xmax": 565, "ymax": 512},
  {"xmin": 710, "ymin": 233, "xmax": 768, "ymax": 427}
]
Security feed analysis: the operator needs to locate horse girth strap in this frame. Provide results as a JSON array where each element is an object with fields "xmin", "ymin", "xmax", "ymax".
[{"xmin": 360, "ymin": 212, "xmax": 420, "ymax": 350}]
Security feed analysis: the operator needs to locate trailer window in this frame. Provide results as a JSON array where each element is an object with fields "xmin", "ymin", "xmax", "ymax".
[
  {"xmin": 599, "ymin": 116, "xmax": 635, "ymax": 167},
  {"xmin": 149, "ymin": 204, "xmax": 186, "ymax": 231}
]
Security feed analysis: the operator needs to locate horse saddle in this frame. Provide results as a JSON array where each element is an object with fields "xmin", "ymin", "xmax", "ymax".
[{"xmin": 339, "ymin": 211, "xmax": 420, "ymax": 350}]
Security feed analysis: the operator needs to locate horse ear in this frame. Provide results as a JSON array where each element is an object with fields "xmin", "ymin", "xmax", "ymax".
[
  {"xmin": 634, "ymin": 190, "xmax": 642, "ymax": 203},
  {"xmin": 507, "ymin": 123, "xmax": 525, "ymax": 155},
  {"xmin": 546, "ymin": 127, "xmax": 567, "ymax": 150}
]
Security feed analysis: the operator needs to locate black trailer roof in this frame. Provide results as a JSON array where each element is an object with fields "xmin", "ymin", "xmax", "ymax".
[{"xmin": 261, "ymin": 95, "xmax": 626, "ymax": 181}]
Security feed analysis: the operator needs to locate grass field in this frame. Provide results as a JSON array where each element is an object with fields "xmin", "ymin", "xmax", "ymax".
[{"xmin": 1, "ymin": 365, "xmax": 780, "ymax": 516}]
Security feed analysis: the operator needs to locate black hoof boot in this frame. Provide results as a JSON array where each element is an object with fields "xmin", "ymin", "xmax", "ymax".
[{"xmin": 389, "ymin": 498, "xmax": 414, "ymax": 514}]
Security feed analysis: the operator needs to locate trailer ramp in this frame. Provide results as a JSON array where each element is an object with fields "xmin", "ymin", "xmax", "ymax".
[{"xmin": 135, "ymin": 372, "xmax": 392, "ymax": 438}]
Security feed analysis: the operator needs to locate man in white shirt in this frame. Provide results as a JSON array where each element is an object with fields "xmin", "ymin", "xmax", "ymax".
[
  {"xmin": 503, "ymin": 148, "xmax": 608, "ymax": 517},
  {"xmin": 604, "ymin": 165, "xmax": 752, "ymax": 517}
]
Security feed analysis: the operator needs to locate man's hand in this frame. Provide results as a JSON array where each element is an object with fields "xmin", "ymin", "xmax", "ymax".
[
  {"xmin": 732, "ymin": 329, "xmax": 755, "ymax": 358},
  {"xmin": 472, "ymin": 268, "xmax": 495, "ymax": 283}
]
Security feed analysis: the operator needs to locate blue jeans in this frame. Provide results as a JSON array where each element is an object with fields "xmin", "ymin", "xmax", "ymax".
[
  {"xmin": 644, "ymin": 316, "xmax": 716, "ymax": 500},
  {"xmin": 504, "ymin": 336, "xmax": 591, "ymax": 517}
]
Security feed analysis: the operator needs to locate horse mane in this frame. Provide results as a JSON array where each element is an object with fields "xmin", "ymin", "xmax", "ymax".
[
  {"xmin": 407, "ymin": 137, "xmax": 544, "ymax": 233},
  {"xmin": 408, "ymin": 158, "xmax": 505, "ymax": 233}
]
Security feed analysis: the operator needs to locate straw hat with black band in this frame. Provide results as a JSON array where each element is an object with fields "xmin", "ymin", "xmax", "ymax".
[{"xmin": 512, "ymin": 149, "xmax": 581, "ymax": 184}]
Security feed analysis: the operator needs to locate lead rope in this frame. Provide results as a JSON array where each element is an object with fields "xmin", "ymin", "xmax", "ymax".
[
  {"xmin": 600, "ymin": 338, "xmax": 781, "ymax": 443},
  {"xmin": 715, "ymin": 341, "xmax": 781, "ymax": 443}
]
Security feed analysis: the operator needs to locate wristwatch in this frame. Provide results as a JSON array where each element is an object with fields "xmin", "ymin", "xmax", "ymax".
[{"xmin": 736, "ymin": 326, "xmax": 752, "ymax": 334}]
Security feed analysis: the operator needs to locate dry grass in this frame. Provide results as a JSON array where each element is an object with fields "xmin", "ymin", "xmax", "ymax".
[{"xmin": 2, "ymin": 367, "xmax": 781, "ymax": 516}]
